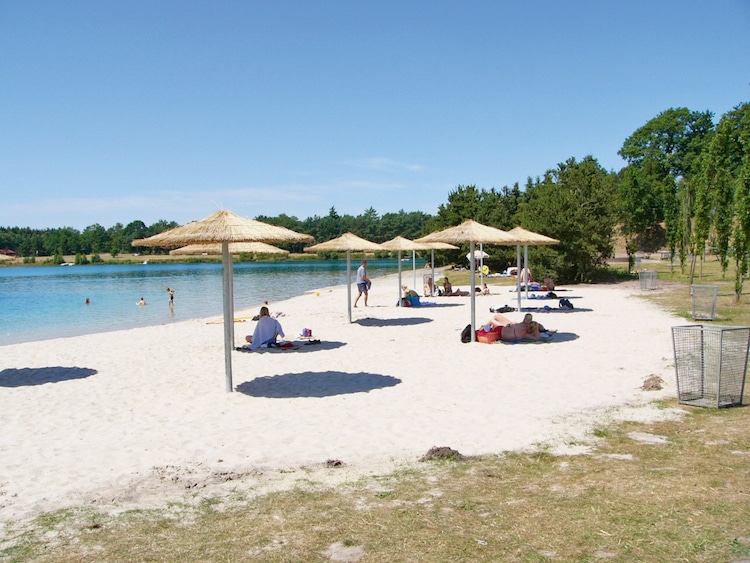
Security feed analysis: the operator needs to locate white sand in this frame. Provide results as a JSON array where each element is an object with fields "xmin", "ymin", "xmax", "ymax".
[{"xmin": 0, "ymin": 272, "xmax": 681, "ymax": 531}]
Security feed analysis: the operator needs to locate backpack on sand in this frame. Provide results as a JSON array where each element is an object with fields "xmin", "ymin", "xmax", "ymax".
[
  {"xmin": 460, "ymin": 324, "xmax": 473, "ymax": 343},
  {"xmin": 559, "ymin": 298, "xmax": 574, "ymax": 309}
]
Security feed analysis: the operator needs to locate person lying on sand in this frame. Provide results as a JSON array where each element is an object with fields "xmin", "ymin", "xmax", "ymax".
[{"xmin": 486, "ymin": 312, "xmax": 553, "ymax": 341}]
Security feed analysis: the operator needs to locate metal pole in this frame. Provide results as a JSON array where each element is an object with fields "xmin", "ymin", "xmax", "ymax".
[
  {"xmin": 479, "ymin": 243, "xmax": 484, "ymax": 287},
  {"xmin": 470, "ymin": 240, "xmax": 476, "ymax": 342},
  {"xmin": 524, "ymin": 245, "xmax": 530, "ymax": 301},
  {"xmin": 397, "ymin": 250, "xmax": 403, "ymax": 305},
  {"xmin": 222, "ymin": 242, "xmax": 234, "ymax": 393},
  {"xmin": 516, "ymin": 243, "xmax": 522, "ymax": 312},
  {"xmin": 347, "ymin": 250, "xmax": 352, "ymax": 323},
  {"xmin": 431, "ymin": 249, "xmax": 436, "ymax": 296}
]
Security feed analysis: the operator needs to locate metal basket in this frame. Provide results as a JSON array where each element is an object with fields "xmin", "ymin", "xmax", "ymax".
[
  {"xmin": 639, "ymin": 270, "xmax": 658, "ymax": 291},
  {"xmin": 671, "ymin": 324, "xmax": 750, "ymax": 408},
  {"xmin": 691, "ymin": 284, "xmax": 718, "ymax": 321}
]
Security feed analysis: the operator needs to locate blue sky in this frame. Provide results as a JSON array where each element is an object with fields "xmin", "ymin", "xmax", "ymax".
[{"xmin": 1, "ymin": 1, "xmax": 749, "ymax": 231}]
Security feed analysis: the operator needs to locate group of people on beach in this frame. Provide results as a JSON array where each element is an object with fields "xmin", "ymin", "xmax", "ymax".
[{"xmin": 241, "ymin": 259, "xmax": 556, "ymax": 348}]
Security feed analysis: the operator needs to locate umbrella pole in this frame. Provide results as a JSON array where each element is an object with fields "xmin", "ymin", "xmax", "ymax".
[
  {"xmin": 480, "ymin": 243, "xmax": 484, "ymax": 287},
  {"xmin": 412, "ymin": 250, "xmax": 416, "ymax": 290},
  {"xmin": 347, "ymin": 250, "xmax": 352, "ymax": 323},
  {"xmin": 221, "ymin": 242, "xmax": 234, "ymax": 393},
  {"xmin": 516, "ymin": 244, "xmax": 522, "ymax": 312},
  {"xmin": 524, "ymin": 245, "xmax": 530, "ymax": 302},
  {"xmin": 470, "ymin": 240, "xmax": 476, "ymax": 342},
  {"xmin": 397, "ymin": 251, "xmax": 403, "ymax": 305},
  {"xmin": 431, "ymin": 250, "xmax": 436, "ymax": 296}
]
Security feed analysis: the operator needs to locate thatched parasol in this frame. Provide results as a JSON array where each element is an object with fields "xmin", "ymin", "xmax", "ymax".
[
  {"xmin": 507, "ymin": 226, "xmax": 560, "ymax": 310},
  {"xmin": 416, "ymin": 220, "xmax": 516, "ymax": 341},
  {"xmin": 380, "ymin": 236, "xmax": 429, "ymax": 305},
  {"xmin": 304, "ymin": 232, "xmax": 384, "ymax": 323},
  {"xmin": 133, "ymin": 209, "xmax": 312, "ymax": 393},
  {"xmin": 169, "ymin": 242, "xmax": 289, "ymax": 256}
]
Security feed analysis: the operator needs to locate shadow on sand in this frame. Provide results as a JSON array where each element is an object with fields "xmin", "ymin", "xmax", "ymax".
[
  {"xmin": 236, "ymin": 371, "xmax": 401, "ymax": 398},
  {"xmin": 354, "ymin": 317, "xmax": 432, "ymax": 327},
  {"xmin": 0, "ymin": 366, "xmax": 98, "ymax": 387}
]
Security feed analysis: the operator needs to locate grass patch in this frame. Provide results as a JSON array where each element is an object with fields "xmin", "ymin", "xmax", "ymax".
[{"xmin": 631, "ymin": 256, "xmax": 750, "ymax": 326}]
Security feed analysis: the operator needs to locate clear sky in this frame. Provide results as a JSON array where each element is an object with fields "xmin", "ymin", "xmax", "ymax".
[{"xmin": 1, "ymin": 1, "xmax": 749, "ymax": 231}]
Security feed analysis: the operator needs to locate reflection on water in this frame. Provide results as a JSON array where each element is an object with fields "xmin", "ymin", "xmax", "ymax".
[{"xmin": 0, "ymin": 260, "xmax": 403, "ymax": 345}]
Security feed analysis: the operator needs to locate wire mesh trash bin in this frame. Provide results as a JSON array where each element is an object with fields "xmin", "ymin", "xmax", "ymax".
[
  {"xmin": 639, "ymin": 270, "xmax": 658, "ymax": 290},
  {"xmin": 691, "ymin": 284, "xmax": 719, "ymax": 321},
  {"xmin": 671, "ymin": 324, "xmax": 750, "ymax": 408}
]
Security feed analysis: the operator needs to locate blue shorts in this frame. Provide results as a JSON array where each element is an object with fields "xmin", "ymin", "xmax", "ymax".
[{"xmin": 357, "ymin": 282, "xmax": 368, "ymax": 292}]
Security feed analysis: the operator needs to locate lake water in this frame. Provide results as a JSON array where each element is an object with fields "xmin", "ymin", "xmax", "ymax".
[{"xmin": 0, "ymin": 259, "xmax": 410, "ymax": 346}]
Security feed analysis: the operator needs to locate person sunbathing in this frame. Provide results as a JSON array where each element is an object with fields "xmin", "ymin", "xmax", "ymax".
[
  {"xmin": 423, "ymin": 277, "xmax": 434, "ymax": 297},
  {"xmin": 487, "ymin": 312, "xmax": 542, "ymax": 341},
  {"xmin": 442, "ymin": 277, "xmax": 469, "ymax": 296}
]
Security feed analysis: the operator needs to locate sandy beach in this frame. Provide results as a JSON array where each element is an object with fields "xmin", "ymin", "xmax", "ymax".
[{"xmin": 0, "ymin": 271, "xmax": 680, "ymax": 533}]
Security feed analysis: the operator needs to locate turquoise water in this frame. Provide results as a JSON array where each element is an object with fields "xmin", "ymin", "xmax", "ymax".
[{"xmin": 0, "ymin": 259, "xmax": 405, "ymax": 346}]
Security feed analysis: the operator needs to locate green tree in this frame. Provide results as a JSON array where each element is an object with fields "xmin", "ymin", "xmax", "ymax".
[
  {"xmin": 695, "ymin": 102, "xmax": 750, "ymax": 301},
  {"xmin": 619, "ymin": 107, "xmax": 714, "ymax": 264},
  {"xmin": 429, "ymin": 185, "xmax": 482, "ymax": 231},
  {"xmin": 618, "ymin": 164, "xmax": 666, "ymax": 270},
  {"xmin": 81, "ymin": 224, "xmax": 108, "ymax": 254},
  {"xmin": 353, "ymin": 207, "xmax": 380, "ymax": 241},
  {"xmin": 516, "ymin": 156, "xmax": 618, "ymax": 283},
  {"xmin": 317, "ymin": 207, "xmax": 343, "ymax": 242},
  {"xmin": 107, "ymin": 223, "xmax": 124, "ymax": 257}
]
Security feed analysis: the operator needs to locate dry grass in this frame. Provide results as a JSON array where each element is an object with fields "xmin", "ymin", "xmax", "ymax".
[
  {"xmin": 2, "ymin": 256, "xmax": 750, "ymax": 562},
  {"xmin": 634, "ymin": 257, "xmax": 750, "ymax": 327},
  {"xmin": 3, "ymin": 403, "xmax": 749, "ymax": 562}
]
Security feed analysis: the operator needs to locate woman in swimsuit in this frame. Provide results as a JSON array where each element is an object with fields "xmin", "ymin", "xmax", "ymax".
[{"xmin": 488, "ymin": 313, "xmax": 542, "ymax": 341}]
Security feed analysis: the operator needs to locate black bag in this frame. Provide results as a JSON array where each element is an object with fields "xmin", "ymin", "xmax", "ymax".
[
  {"xmin": 559, "ymin": 298, "xmax": 574, "ymax": 309},
  {"xmin": 460, "ymin": 324, "xmax": 473, "ymax": 343}
]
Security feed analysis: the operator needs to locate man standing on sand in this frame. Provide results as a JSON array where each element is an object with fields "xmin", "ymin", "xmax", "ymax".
[{"xmin": 353, "ymin": 259, "xmax": 371, "ymax": 308}]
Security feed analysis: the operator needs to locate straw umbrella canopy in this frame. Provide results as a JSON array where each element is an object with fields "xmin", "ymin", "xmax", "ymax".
[
  {"xmin": 133, "ymin": 209, "xmax": 312, "ymax": 393},
  {"xmin": 304, "ymin": 232, "xmax": 385, "ymax": 323},
  {"xmin": 169, "ymin": 242, "xmax": 289, "ymax": 256},
  {"xmin": 416, "ymin": 220, "xmax": 516, "ymax": 341},
  {"xmin": 507, "ymin": 226, "xmax": 560, "ymax": 310},
  {"xmin": 380, "ymin": 236, "xmax": 429, "ymax": 305}
]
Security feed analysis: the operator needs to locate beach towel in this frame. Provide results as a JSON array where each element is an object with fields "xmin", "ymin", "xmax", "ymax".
[
  {"xmin": 234, "ymin": 342, "xmax": 299, "ymax": 353},
  {"xmin": 500, "ymin": 335, "xmax": 553, "ymax": 344}
]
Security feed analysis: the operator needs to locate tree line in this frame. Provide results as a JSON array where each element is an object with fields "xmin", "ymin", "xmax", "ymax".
[{"xmin": 2, "ymin": 101, "xmax": 748, "ymax": 295}]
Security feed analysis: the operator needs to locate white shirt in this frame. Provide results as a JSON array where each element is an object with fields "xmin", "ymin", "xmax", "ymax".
[
  {"xmin": 250, "ymin": 316, "xmax": 285, "ymax": 350},
  {"xmin": 356, "ymin": 264, "xmax": 367, "ymax": 284}
]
